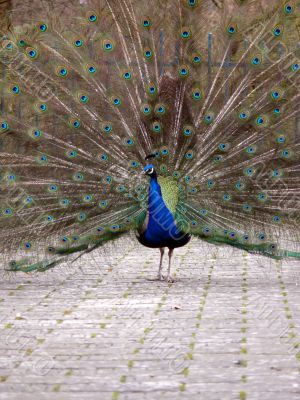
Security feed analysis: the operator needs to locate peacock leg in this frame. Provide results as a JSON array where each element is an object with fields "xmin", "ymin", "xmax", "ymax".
[
  {"xmin": 166, "ymin": 248, "xmax": 175, "ymax": 283},
  {"xmin": 158, "ymin": 247, "xmax": 165, "ymax": 280}
]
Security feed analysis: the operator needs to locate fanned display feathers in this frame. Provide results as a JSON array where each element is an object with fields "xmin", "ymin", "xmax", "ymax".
[{"xmin": 0, "ymin": 0, "xmax": 300, "ymax": 273}]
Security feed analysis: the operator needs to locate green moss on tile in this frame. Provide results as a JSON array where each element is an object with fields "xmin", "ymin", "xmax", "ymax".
[
  {"xmin": 179, "ymin": 383, "xmax": 186, "ymax": 392},
  {"xmin": 65, "ymin": 370, "xmax": 73, "ymax": 377},
  {"xmin": 53, "ymin": 384, "xmax": 61, "ymax": 392}
]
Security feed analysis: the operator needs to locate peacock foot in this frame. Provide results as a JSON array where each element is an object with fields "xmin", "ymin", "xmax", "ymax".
[
  {"xmin": 165, "ymin": 275, "xmax": 175, "ymax": 283},
  {"xmin": 157, "ymin": 273, "xmax": 165, "ymax": 281}
]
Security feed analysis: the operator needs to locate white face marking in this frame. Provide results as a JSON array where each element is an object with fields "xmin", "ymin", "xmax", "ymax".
[{"xmin": 146, "ymin": 167, "xmax": 154, "ymax": 175}]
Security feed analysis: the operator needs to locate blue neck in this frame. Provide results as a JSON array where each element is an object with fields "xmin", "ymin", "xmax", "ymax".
[{"xmin": 143, "ymin": 175, "xmax": 182, "ymax": 244}]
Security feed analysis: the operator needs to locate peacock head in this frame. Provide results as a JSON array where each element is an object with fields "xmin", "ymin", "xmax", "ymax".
[
  {"xmin": 144, "ymin": 154, "xmax": 157, "ymax": 177},
  {"xmin": 143, "ymin": 164, "xmax": 156, "ymax": 177}
]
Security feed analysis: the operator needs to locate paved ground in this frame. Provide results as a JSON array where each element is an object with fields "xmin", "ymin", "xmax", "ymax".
[{"xmin": 0, "ymin": 238, "xmax": 299, "ymax": 400}]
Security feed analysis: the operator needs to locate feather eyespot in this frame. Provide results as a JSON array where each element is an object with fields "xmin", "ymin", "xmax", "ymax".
[
  {"xmin": 246, "ymin": 146, "xmax": 256, "ymax": 154},
  {"xmin": 5, "ymin": 41, "xmax": 14, "ymax": 50},
  {"xmin": 87, "ymin": 65, "xmax": 96, "ymax": 74},
  {"xmin": 74, "ymin": 173, "xmax": 84, "ymax": 181},
  {"xmin": 142, "ymin": 18, "xmax": 152, "ymax": 28},
  {"xmin": 36, "ymin": 103, "xmax": 47, "ymax": 112},
  {"xmin": 11, "ymin": 85, "xmax": 20, "ymax": 94},
  {"xmin": 207, "ymin": 180, "xmax": 214, "ymax": 188},
  {"xmin": 39, "ymin": 23, "xmax": 47, "ymax": 32},
  {"xmin": 78, "ymin": 213, "xmax": 87, "ymax": 222},
  {"xmin": 244, "ymin": 167, "xmax": 255, "ymax": 177},
  {"xmin": 100, "ymin": 153, "xmax": 108, "ymax": 161},
  {"xmin": 67, "ymin": 150, "xmax": 77, "ymax": 158},
  {"xmin": 38, "ymin": 154, "xmax": 48, "ymax": 163},
  {"xmin": 7, "ymin": 174, "xmax": 16, "ymax": 182},
  {"xmin": 102, "ymin": 39, "xmax": 114, "ymax": 52},
  {"xmin": 18, "ymin": 39, "xmax": 26, "ymax": 47},
  {"xmin": 256, "ymin": 115, "xmax": 268, "ymax": 126},
  {"xmin": 273, "ymin": 26, "xmax": 282, "ymax": 37},
  {"xmin": 112, "ymin": 97, "xmax": 121, "ymax": 106},
  {"xmin": 276, "ymin": 135, "xmax": 286, "ymax": 144},
  {"xmin": 181, "ymin": 27, "xmax": 191, "ymax": 39},
  {"xmin": 101, "ymin": 123, "xmax": 112, "ymax": 134},
  {"xmin": 192, "ymin": 53, "xmax": 201, "ymax": 64},
  {"xmin": 273, "ymin": 108, "xmax": 281, "ymax": 115},
  {"xmin": 227, "ymin": 25, "xmax": 237, "ymax": 35},
  {"xmin": 243, "ymin": 204, "xmax": 252, "ymax": 212},
  {"xmin": 1, "ymin": 121, "xmax": 8, "ymax": 131},
  {"xmin": 83, "ymin": 195, "xmax": 93, "ymax": 202},
  {"xmin": 27, "ymin": 48, "xmax": 38, "ymax": 59},
  {"xmin": 257, "ymin": 192, "xmax": 267, "ymax": 201},
  {"xmin": 204, "ymin": 113, "xmax": 214, "ymax": 124},
  {"xmin": 284, "ymin": 4, "xmax": 293, "ymax": 14},
  {"xmin": 32, "ymin": 129, "xmax": 42, "ymax": 138},
  {"xmin": 272, "ymin": 169, "xmax": 282, "ymax": 178},
  {"xmin": 88, "ymin": 13, "xmax": 98, "ymax": 22},
  {"xmin": 239, "ymin": 111, "xmax": 250, "ymax": 120},
  {"xmin": 185, "ymin": 0, "xmax": 199, "ymax": 8},
  {"xmin": 219, "ymin": 143, "xmax": 229, "ymax": 151},
  {"xmin": 142, "ymin": 104, "xmax": 152, "ymax": 115},
  {"xmin": 152, "ymin": 122, "xmax": 161, "ymax": 133},
  {"xmin": 49, "ymin": 184, "xmax": 58, "ymax": 193},
  {"xmin": 192, "ymin": 89, "xmax": 202, "ymax": 101},
  {"xmin": 183, "ymin": 126, "xmax": 194, "ymax": 136},
  {"xmin": 61, "ymin": 199, "xmax": 70, "ymax": 207},
  {"xmin": 155, "ymin": 104, "xmax": 166, "ymax": 115},
  {"xmin": 79, "ymin": 94, "xmax": 89, "ymax": 104},
  {"xmin": 144, "ymin": 49, "xmax": 153, "ymax": 59},
  {"xmin": 185, "ymin": 151, "xmax": 193, "ymax": 159},
  {"xmin": 69, "ymin": 118, "xmax": 81, "ymax": 129},
  {"xmin": 74, "ymin": 39, "xmax": 84, "ymax": 47},
  {"xmin": 251, "ymin": 56, "xmax": 262, "ymax": 66},
  {"xmin": 281, "ymin": 149, "xmax": 290, "ymax": 158},
  {"xmin": 235, "ymin": 182, "xmax": 244, "ymax": 191},
  {"xmin": 4, "ymin": 207, "xmax": 13, "ymax": 216},
  {"xmin": 179, "ymin": 65, "xmax": 189, "ymax": 77},
  {"xmin": 99, "ymin": 200, "xmax": 108, "ymax": 209},
  {"xmin": 271, "ymin": 90, "xmax": 281, "ymax": 100},
  {"xmin": 57, "ymin": 67, "xmax": 68, "ymax": 77},
  {"xmin": 122, "ymin": 71, "xmax": 132, "ymax": 80},
  {"xmin": 147, "ymin": 84, "xmax": 157, "ymax": 95}
]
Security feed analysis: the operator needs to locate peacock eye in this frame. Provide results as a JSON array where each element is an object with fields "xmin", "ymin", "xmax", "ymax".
[
  {"xmin": 74, "ymin": 39, "xmax": 83, "ymax": 47},
  {"xmin": 88, "ymin": 13, "xmax": 98, "ymax": 22},
  {"xmin": 39, "ymin": 23, "xmax": 48, "ymax": 32}
]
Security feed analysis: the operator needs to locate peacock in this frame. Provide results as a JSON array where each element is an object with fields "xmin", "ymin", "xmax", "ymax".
[{"xmin": 0, "ymin": 0, "xmax": 300, "ymax": 282}]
